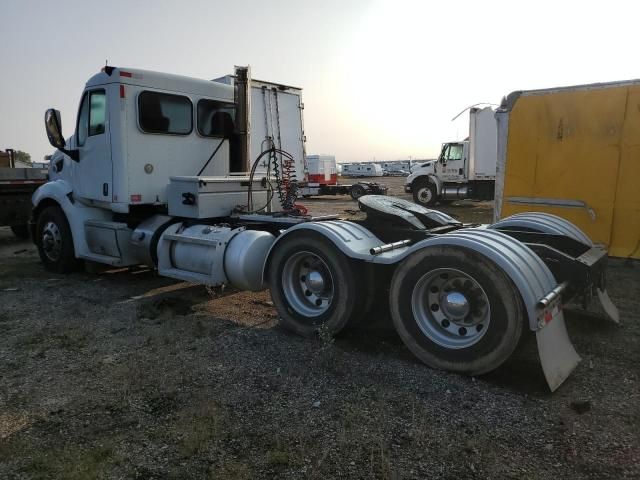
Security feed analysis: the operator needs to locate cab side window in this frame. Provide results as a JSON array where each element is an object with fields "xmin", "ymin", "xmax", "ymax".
[
  {"xmin": 446, "ymin": 144, "xmax": 463, "ymax": 161},
  {"xmin": 138, "ymin": 91, "xmax": 192, "ymax": 135},
  {"xmin": 77, "ymin": 89, "xmax": 106, "ymax": 146},
  {"xmin": 197, "ymin": 99, "xmax": 235, "ymax": 138}
]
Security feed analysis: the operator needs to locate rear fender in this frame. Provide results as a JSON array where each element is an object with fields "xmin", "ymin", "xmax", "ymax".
[
  {"xmin": 262, "ymin": 220, "xmax": 384, "ymax": 283},
  {"xmin": 267, "ymin": 223, "xmax": 557, "ymax": 331},
  {"xmin": 489, "ymin": 212, "xmax": 593, "ymax": 246},
  {"xmin": 489, "ymin": 212, "xmax": 619, "ymax": 323}
]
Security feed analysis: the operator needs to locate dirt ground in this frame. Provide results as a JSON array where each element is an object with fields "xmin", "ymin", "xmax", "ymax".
[{"xmin": 0, "ymin": 176, "xmax": 638, "ymax": 479}]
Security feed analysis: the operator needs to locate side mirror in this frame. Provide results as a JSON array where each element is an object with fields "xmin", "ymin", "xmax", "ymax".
[
  {"xmin": 45, "ymin": 109, "xmax": 65, "ymax": 149},
  {"xmin": 44, "ymin": 109, "xmax": 79, "ymax": 161}
]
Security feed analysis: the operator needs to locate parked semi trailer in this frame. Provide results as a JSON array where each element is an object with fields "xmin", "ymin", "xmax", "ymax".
[
  {"xmin": 495, "ymin": 80, "xmax": 640, "ymax": 259},
  {"xmin": 406, "ymin": 107, "xmax": 497, "ymax": 206},
  {"xmin": 302, "ymin": 155, "xmax": 387, "ymax": 200},
  {"xmin": 0, "ymin": 149, "xmax": 47, "ymax": 238},
  {"xmin": 34, "ymin": 66, "xmax": 618, "ymax": 391}
]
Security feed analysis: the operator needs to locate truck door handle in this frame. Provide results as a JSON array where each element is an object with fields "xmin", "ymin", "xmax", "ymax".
[{"xmin": 103, "ymin": 183, "xmax": 109, "ymax": 196}]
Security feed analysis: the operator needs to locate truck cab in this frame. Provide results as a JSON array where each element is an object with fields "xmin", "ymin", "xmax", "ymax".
[{"xmin": 45, "ymin": 67, "xmax": 242, "ymax": 214}]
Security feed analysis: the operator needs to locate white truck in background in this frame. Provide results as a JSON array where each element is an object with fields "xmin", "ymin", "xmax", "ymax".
[
  {"xmin": 33, "ymin": 65, "xmax": 618, "ymax": 392},
  {"xmin": 405, "ymin": 107, "xmax": 497, "ymax": 206}
]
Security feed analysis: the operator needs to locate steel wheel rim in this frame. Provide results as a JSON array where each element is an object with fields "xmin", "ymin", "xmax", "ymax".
[
  {"xmin": 282, "ymin": 251, "xmax": 334, "ymax": 317},
  {"xmin": 417, "ymin": 187, "xmax": 432, "ymax": 204},
  {"xmin": 411, "ymin": 268, "xmax": 490, "ymax": 349},
  {"xmin": 42, "ymin": 221, "xmax": 62, "ymax": 262}
]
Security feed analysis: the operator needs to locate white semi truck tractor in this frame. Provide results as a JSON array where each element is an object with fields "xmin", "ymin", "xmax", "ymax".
[
  {"xmin": 33, "ymin": 66, "xmax": 618, "ymax": 391},
  {"xmin": 405, "ymin": 107, "xmax": 497, "ymax": 206}
]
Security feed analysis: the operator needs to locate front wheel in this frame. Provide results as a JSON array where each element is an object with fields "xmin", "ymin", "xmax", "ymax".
[
  {"xmin": 389, "ymin": 245, "xmax": 525, "ymax": 375},
  {"xmin": 36, "ymin": 206, "xmax": 81, "ymax": 273},
  {"xmin": 412, "ymin": 180, "xmax": 437, "ymax": 207},
  {"xmin": 268, "ymin": 231, "xmax": 368, "ymax": 337}
]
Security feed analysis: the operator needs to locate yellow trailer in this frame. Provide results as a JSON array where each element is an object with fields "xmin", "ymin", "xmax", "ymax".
[{"xmin": 495, "ymin": 80, "xmax": 640, "ymax": 259}]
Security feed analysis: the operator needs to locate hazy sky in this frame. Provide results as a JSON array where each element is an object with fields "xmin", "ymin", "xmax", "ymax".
[{"xmin": 2, "ymin": 0, "xmax": 640, "ymax": 163}]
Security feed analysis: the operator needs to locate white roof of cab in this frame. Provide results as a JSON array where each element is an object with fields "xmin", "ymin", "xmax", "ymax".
[{"xmin": 86, "ymin": 67, "xmax": 234, "ymax": 101}]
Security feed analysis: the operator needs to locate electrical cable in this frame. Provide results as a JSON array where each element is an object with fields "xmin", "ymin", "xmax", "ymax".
[{"xmin": 246, "ymin": 147, "xmax": 303, "ymax": 214}]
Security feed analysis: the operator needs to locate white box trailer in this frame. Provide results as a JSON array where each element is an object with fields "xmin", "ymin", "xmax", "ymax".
[
  {"xmin": 33, "ymin": 65, "xmax": 619, "ymax": 392},
  {"xmin": 306, "ymin": 154, "xmax": 337, "ymax": 185},
  {"xmin": 213, "ymin": 75, "xmax": 307, "ymax": 182}
]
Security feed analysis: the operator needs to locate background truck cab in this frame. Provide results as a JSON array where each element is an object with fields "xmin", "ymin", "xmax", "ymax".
[{"xmin": 405, "ymin": 106, "xmax": 497, "ymax": 206}]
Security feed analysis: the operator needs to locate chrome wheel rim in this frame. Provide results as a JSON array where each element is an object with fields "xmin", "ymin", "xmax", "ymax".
[
  {"xmin": 411, "ymin": 268, "xmax": 490, "ymax": 349},
  {"xmin": 282, "ymin": 251, "xmax": 334, "ymax": 317},
  {"xmin": 42, "ymin": 221, "xmax": 62, "ymax": 262},
  {"xmin": 417, "ymin": 187, "xmax": 433, "ymax": 204}
]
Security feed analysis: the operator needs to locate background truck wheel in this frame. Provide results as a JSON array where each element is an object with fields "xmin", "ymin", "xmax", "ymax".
[
  {"xmin": 412, "ymin": 180, "xmax": 437, "ymax": 207},
  {"xmin": 10, "ymin": 224, "xmax": 30, "ymax": 239},
  {"xmin": 268, "ymin": 231, "xmax": 368, "ymax": 337},
  {"xmin": 36, "ymin": 206, "xmax": 81, "ymax": 273},
  {"xmin": 349, "ymin": 184, "xmax": 366, "ymax": 200},
  {"xmin": 389, "ymin": 245, "xmax": 525, "ymax": 376}
]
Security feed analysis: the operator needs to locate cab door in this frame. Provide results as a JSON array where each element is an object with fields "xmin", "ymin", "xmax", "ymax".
[
  {"xmin": 439, "ymin": 142, "xmax": 466, "ymax": 182},
  {"xmin": 75, "ymin": 88, "xmax": 113, "ymax": 201}
]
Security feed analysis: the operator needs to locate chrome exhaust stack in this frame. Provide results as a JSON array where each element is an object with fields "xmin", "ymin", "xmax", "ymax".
[{"xmin": 234, "ymin": 66, "xmax": 252, "ymax": 172}]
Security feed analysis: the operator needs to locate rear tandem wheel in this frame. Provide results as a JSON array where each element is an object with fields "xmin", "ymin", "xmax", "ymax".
[
  {"xmin": 267, "ymin": 231, "xmax": 370, "ymax": 337},
  {"xmin": 389, "ymin": 245, "xmax": 526, "ymax": 375}
]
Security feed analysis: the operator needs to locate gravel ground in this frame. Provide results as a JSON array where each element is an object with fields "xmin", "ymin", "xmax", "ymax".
[{"xmin": 0, "ymin": 177, "xmax": 638, "ymax": 479}]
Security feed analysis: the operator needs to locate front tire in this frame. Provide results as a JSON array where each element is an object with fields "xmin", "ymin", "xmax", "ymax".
[
  {"xmin": 412, "ymin": 180, "xmax": 437, "ymax": 207},
  {"xmin": 36, "ymin": 206, "xmax": 81, "ymax": 273},
  {"xmin": 389, "ymin": 245, "xmax": 525, "ymax": 375},
  {"xmin": 268, "ymin": 231, "xmax": 368, "ymax": 337}
]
